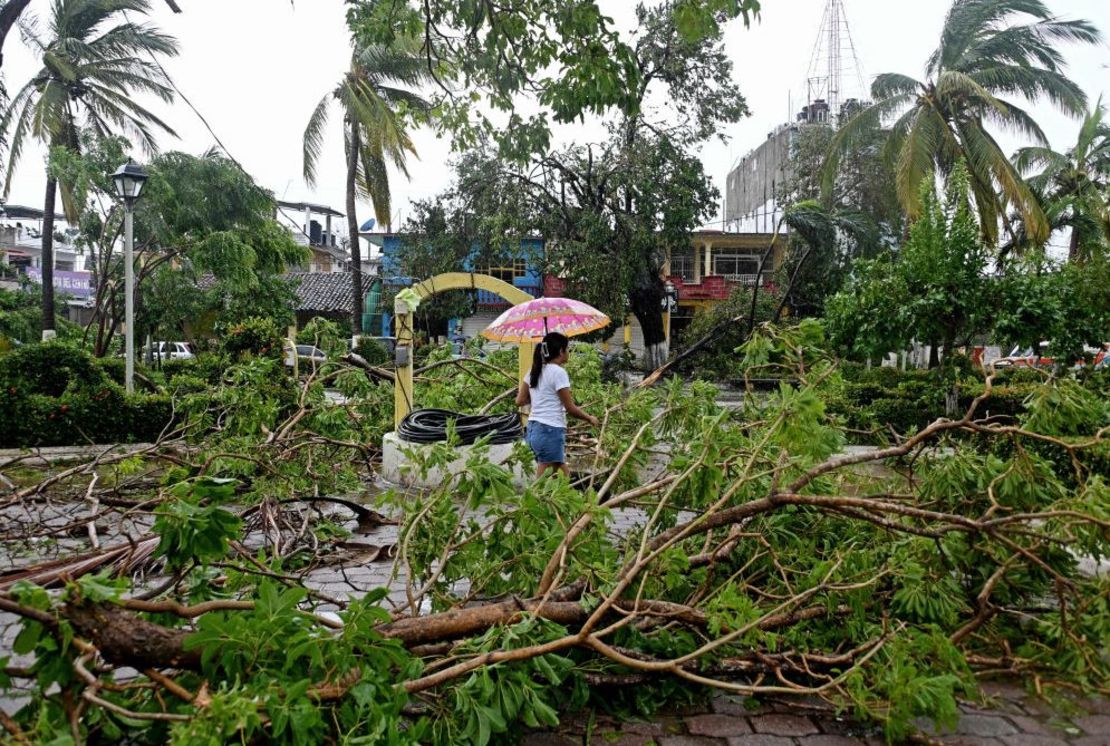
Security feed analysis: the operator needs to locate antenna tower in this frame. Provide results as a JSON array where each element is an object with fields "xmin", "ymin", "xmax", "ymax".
[{"xmin": 804, "ymin": 0, "xmax": 867, "ymax": 125}]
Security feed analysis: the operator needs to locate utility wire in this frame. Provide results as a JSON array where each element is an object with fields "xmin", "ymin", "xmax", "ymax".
[{"xmin": 122, "ymin": 8, "xmax": 322, "ymax": 248}]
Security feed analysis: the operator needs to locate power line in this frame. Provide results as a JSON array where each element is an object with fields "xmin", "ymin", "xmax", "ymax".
[{"xmin": 122, "ymin": 9, "xmax": 321, "ymax": 247}]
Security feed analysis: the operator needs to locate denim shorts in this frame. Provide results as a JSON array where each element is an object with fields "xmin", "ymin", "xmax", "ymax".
[{"xmin": 526, "ymin": 421, "xmax": 566, "ymax": 464}]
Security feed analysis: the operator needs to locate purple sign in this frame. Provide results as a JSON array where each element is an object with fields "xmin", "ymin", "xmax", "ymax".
[{"xmin": 25, "ymin": 268, "xmax": 94, "ymax": 299}]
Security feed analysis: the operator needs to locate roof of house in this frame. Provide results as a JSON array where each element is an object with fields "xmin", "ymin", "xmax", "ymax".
[
  {"xmin": 1, "ymin": 205, "xmax": 67, "ymax": 220},
  {"xmin": 196, "ymin": 271, "xmax": 359, "ymax": 313},
  {"xmin": 289, "ymin": 272, "xmax": 356, "ymax": 313},
  {"xmin": 276, "ymin": 200, "xmax": 345, "ymax": 219}
]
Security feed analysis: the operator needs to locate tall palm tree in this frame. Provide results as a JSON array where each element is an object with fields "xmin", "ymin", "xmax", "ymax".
[
  {"xmin": 0, "ymin": 0, "xmax": 177, "ymax": 338},
  {"xmin": 1013, "ymin": 99, "xmax": 1110, "ymax": 261},
  {"xmin": 826, "ymin": 0, "xmax": 1100, "ymax": 246},
  {"xmin": 303, "ymin": 43, "xmax": 429, "ymax": 335}
]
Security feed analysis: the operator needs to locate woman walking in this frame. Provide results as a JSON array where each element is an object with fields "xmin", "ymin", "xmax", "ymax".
[{"xmin": 516, "ymin": 332, "xmax": 599, "ymax": 478}]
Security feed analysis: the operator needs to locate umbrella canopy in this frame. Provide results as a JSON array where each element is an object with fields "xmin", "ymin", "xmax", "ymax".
[{"xmin": 481, "ymin": 297, "xmax": 610, "ymax": 343}]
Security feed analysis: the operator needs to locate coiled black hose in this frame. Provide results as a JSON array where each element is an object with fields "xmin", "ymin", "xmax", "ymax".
[{"xmin": 397, "ymin": 408, "xmax": 524, "ymax": 445}]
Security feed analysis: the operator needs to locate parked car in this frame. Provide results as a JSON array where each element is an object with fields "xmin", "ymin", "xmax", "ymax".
[
  {"xmin": 284, "ymin": 343, "xmax": 328, "ymax": 369},
  {"xmin": 1073, "ymin": 344, "xmax": 1110, "ymax": 370},
  {"xmin": 139, "ymin": 341, "xmax": 194, "ymax": 361},
  {"xmin": 992, "ymin": 342, "xmax": 1052, "ymax": 369}
]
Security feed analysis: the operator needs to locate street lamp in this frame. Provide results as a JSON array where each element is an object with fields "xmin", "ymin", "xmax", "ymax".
[{"xmin": 112, "ymin": 159, "xmax": 148, "ymax": 394}]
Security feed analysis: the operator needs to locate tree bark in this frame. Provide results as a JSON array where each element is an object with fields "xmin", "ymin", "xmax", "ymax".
[
  {"xmin": 346, "ymin": 118, "xmax": 364, "ymax": 336},
  {"xmin": 41, "ymin": 174, "xmax": 58, "ymax": 338},
  {"xmin": 1068, "ymin": 225, "xmax": 1081, "ymax": 263},
  {"xmin": 63, "ymin": 601, "xmax": 202, "ymax": 671},
  {"xmin": 0, "ymin": 0, "xmax": 33, "ymax": 70},
  {"xmin": 628, "ymin": 279, "xmax": 667, "ymax": 370}
]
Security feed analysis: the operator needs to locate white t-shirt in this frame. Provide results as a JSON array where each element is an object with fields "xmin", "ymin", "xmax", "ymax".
[{"xmin": 526, "ymin": 364, "xmax": 571, "ymax": 428}]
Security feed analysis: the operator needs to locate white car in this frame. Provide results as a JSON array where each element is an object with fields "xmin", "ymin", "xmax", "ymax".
[
  {"xmin": 284, "ymin": 343, "xmax": 328, "ymax": 369},
  {"xmin": 143, "ymin": 341, "xmax": 194, "ymax": 361}
]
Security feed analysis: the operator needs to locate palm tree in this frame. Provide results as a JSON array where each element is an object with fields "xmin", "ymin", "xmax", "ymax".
[
  {"xmin": 1013, "ymin": 99, "xmax": 1110, "ymax": 261},
  {"xmin": 303, "ymin": 43, "xmax": 429, "ymax": 335},
  {"xmin": 826, "ymin": 0, "xmax": 1100, "ymax": 246},
  {"xmin": 0, "ymin": 0, "xmax": 177, "ymax": 338}
]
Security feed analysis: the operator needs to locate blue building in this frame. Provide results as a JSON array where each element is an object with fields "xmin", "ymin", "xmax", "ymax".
[{"xmin": 365, "ymin": 233, "xmax": 546, "ymax": 340}]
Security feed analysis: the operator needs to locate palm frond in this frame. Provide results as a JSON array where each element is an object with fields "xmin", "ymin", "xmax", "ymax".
[
  {"xmin": 961, "ymin": 117, "xmax": 1047, "ymax": 243},
  {"xmin": 870, "ymin": 73, "xmax": 921, "ymax": 100},
  {"xmin": 358, "ymin": 143, "xmax": 392, "ymax": 231},
  {"xmin": 1012, "ymin": 145, "xmax": 1068, "ymax": 176},
  {"xmin": 972, "ymin": 64, "xmax": 1087, "ymax": 117},
  {"xmin": 302, "ymin": 94, "xmax": 332, "ymax": 187}
]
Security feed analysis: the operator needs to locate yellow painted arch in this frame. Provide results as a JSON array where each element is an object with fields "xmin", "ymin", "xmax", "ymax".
[{"xmin": 394, "ymin": 272, "xmax": 536, "ymax": 427}]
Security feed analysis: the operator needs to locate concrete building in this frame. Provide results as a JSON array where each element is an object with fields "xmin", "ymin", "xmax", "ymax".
[
  {"xmin": 663, "ymin": 230, "xmax": 785, "ymax": 338},
  {"xmin": 0, "ymin": 205, "xmax": 93, "ymax": 323},
  {"xmin": 275, "ymin": 200, "xmax": 380, "ymax": 277}
]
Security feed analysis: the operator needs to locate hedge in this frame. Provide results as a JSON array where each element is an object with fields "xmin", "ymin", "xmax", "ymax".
[
  {"xmin": 0, "ymin": 385, "xmax": 174, "ymax": 448},
  {"xmin": 828, "ymin": 366, "xmax": 1105, "ymax": 440},
  {"xmin": 0, "ymin": 342, "xmax": 176, "ymax": 447}
]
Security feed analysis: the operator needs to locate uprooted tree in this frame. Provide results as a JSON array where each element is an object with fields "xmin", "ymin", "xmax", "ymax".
[{"xmin": 1, "ymin": 323, "xmax": 1108, "ymax": 744}]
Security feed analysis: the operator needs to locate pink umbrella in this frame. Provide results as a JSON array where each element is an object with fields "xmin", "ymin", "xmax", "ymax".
[{"xmin": 480, "ymin": 297, "xmax": 610, "ymax": 343}]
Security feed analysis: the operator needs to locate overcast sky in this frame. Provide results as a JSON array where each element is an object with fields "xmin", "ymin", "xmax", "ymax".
[{"xmin": 3, "ymin": 0, "xmax": 1109, "ymax": 233}]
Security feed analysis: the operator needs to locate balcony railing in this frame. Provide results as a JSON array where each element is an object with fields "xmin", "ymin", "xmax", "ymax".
[{"xmin": 718, "ymin": 273, "xmax": 762, "ymax": 285}]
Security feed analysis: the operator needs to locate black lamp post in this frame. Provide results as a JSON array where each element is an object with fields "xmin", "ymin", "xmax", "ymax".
[{"xmin": 111, "ymin": 159, "xmax": 148, "ymax": 393}]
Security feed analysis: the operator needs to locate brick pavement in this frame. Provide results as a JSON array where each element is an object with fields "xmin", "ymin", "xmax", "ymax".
[{"xmin": 524, "ymin": 684, "xmax": 1110, "ymax": 745}]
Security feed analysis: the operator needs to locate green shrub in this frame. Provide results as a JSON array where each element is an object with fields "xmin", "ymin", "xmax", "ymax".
[
  {"xmin": 0, "ymin": 382, "xmax": 174, "ymax": 447},
  {"xmin": 190, "ymin": 353, "xmax": 232, "ymax": 385},
  {"xmin": 354, "ymin": 336, "xmax": 389, "ymax": 366},
  {"xmin": 160, "ymin": 357, "xmax": 199, "ymax": 381},
  {"xmin": 0, "ymin": 342, "xmax": 176, "ymax": 446},
  {"xmin": 92, "ymin": 356, "xmax": 127, "ymax": 386},
  {"xmin": 219, "ymin": 317, "xmax": 283, "ymax": 361},
  {"xmin": 0, "ymin": 341, "xmax": 104, "ymax": 396}
]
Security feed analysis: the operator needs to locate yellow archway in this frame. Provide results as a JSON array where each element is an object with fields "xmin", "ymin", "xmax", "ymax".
[{"xmin": 393, "ymin": 272, "xmax": 536, "ymax": 427}]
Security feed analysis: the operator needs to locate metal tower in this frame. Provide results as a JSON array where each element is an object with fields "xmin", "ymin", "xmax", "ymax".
[{"xmin": 803, "ymin": 0, "xmax": 867, "ymax": 125}]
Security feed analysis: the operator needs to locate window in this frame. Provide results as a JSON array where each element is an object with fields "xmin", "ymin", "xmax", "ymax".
[
  {"xmin": 670, "ymin": 247, "xmax": 696, "ymax": 281},
  {"xmin": 712, "ymin": 253, "xmax": 760, "ymax": 284},
  {"xmin": 487, "ymin": 258, "xmax": 527, "ymax": 284}
]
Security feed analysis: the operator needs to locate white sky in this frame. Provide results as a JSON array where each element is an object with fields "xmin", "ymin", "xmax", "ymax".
[{"xmin": 3, "ymin": 0, "xmax": 1109, "ymax": 235}]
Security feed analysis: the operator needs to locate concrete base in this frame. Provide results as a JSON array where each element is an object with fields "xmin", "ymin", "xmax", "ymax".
[{"xmin": 381, "ymin": 431, "xmax": 529, "ymax": 489}]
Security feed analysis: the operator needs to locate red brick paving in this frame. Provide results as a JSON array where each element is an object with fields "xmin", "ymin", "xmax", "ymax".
[{"xmin": 522, "ymin": 682, "xmax": 1110, "ymax": 745}]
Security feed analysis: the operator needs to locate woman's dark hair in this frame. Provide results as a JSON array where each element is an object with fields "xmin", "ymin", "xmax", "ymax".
[{"xmin": 529, "ymin": 332, "xmax": 569, "ymax": 388}]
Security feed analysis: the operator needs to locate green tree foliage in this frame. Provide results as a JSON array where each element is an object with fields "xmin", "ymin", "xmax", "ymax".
[
  {"xmin": 389, "ymin": 196, "xmax": 477, "ymax": 336},
  {"xmin": 994, "ymin": 254, "xmax": 1110, "ymax": 363},
  {"xmin": 50, "ymin": 141, "xmax": 308, "ymax": 353},
  {"xmin": 776, "ymin": 122, "xmax": 901, "ymax": 314},
  {"xmin": 346, "ymin": 0, "xmax": 760, "ymax": 159},
  {"xmin": 141, "ymin": 150, "xmax": 308, "ymax": 339},
  {"xmin": 431, "ymin": 2, "xmax": 750, "ymax": 367},
  {"xmin": 0, "ymin": 0, "xmax": 179, "ymax": 335},
  {"xmin": 827, "ymin": 0, "xmax": 1101, "ymax": 246},
  {"xmin": 1012, "ymin": 99, "xmax": 1110, "ymax": 261},
  {"xmin": 826, "ymin": 165, "xmax": 990, "ymax": 365},
  {"xmin": 0, "ymin": 285, "xmax": 80, "ymax": 348}
]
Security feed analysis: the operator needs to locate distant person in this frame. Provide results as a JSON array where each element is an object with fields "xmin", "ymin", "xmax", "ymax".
[{"xmin": 516, "ymin": 332, "xmax": 599, "ymax": 478}]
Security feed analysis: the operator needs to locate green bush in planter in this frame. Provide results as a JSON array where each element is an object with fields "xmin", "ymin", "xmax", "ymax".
[{"xmin": 0, "ymin": 342, "xmax": 104, "ymax": 396}]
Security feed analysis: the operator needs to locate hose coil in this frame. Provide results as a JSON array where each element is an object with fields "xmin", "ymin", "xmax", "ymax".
[{"xmin": 397, "ymin": 408, "xmax": 524, "ymax": 445}]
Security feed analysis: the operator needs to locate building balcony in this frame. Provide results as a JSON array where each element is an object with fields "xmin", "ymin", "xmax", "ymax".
[{"xmin": 668, "ymin": 273, "xmax": 772, "ymax": 302}]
